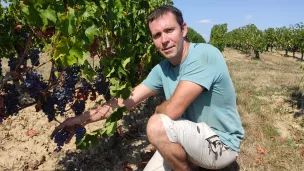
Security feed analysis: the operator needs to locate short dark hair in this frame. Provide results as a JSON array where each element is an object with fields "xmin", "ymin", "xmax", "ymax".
[{"xmin": 147, "ymin": 5, "xmax": 184, "ymax": 29}]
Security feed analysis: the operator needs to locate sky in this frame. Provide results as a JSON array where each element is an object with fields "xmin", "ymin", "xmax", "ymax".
[
  {"xmin": 172, "ymin": 0, "xmax": 304, "ymax": 41},
  {"xmin": 1, "ymin": 0, "xmax": 303, "ymax": 42}
]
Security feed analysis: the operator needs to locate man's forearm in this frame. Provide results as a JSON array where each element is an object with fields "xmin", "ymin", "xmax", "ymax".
[
  {"xmin": 155, "ymin": 100, "xmax": 170, "ymax": 114},
  {"xmin": 81, "ymin": 84, "xmax": 156, "ymax": 125},
  {"xmin": 155, "ymin": 100, "xmax": 183, "ymax": 120}
]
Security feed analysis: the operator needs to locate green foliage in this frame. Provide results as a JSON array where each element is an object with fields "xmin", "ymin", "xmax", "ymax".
[
  {"xmin": 226, "ymin": 23, "xmax": 303, "ymax": 59},
  {"xmin": 276, "ymin": 26, "xmax": 292, "ymax": 52},
  {"xmin": 186, "ymin": 27, "xmax": 206, "ymax": 43},
  {"xmin": 0, "ymin": 0, "xmax": 173, "ymax": 149},
  {"xmin": 209, "ymin": 23, "xmax": 227, "ymax": 52},
  {"xmin": 225, "ymin": 24, "xmax": 265, "ymax": 59},
  {"xmin": 0, "ymin": 2, "xmax": 32, "ymax": 58},
  {"xmin": 293, "ymin": 22, "xmax": 304, "ymax": 58},
  {"xmin": 264, "ymin": 28, "xmax": 276, "ymax": 51},
  {"xmin": 247, "ymin": 24, "xmax": 265, "ymax": 57}
]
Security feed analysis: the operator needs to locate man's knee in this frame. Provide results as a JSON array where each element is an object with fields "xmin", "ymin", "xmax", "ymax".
[{"xmin": 146, "ymin": 114, "xmax": 166, "ymax": 144}]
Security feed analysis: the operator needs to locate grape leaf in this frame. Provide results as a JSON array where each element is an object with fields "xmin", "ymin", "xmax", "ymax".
[
  {"xmin": 82, "ymin": 60, "xmax": 96, "ymax": 81},
  {"xmin": 85, "ymin": 24, "xmax": 98, "ymax": 43},
  {"xmin": 62, "ymin": 53, "xmax": 77, "ymax": 67},
  {"xmin": 122, "ymin": 57, "xmax": 131, "ymax": 69},
  {"xmin": 76, "ymin": 134, "xmax": 100, "ymax": 150},
  {"xmin": 69, "ymin": 47, "xmax": 82, "ymax": 59},
  {"xmin": 40, "ymin": 6, "xmax": 57, "ymax": 26},
  {"xmin": 62, "ymin": 8, "xmax": 76, "ymax": 35}
]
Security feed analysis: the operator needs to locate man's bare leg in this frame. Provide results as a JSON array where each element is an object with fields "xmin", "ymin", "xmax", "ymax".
[{"xmin": 146, "ymin": 114, "xmax": 191, "ymax": 171}]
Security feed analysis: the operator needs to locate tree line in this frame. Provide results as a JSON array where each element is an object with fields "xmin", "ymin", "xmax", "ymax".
[{"xmin": 209, "ymin": 22, "xmax": 304, "ymax": 60}]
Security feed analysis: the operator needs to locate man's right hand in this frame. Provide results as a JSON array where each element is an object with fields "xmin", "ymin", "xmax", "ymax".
[
  {"xmin": 50, "ymin": 116, "xmax": 83, "ymax": 143},
  {"xmin": 50, "ymin": 105, "xmax": 110, "ymax": 143}
]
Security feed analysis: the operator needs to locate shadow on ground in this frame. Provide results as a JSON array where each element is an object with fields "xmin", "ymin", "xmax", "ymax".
[
  {"xmin": 54, "ymin": 131, "xmax": 154, "ymax": 171},
  {"xmin": 287, "ymin": 86, "xmax": 304, "ymax": 119}
]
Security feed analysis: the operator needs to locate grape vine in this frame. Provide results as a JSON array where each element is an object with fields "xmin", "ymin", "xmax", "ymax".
[{"xmin": 0, "ymin": 0, "xmax": 173, "ymax": 150}]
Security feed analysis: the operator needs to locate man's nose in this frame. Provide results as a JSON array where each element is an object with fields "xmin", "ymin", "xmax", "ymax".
[{"xmin": 161, "ymin": 33, "xmax": 169, "ymax": 44}]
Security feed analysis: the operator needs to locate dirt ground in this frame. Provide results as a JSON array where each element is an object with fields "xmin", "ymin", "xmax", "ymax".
[
  {"xmin": 1, "ymin": 48, "xmax": 304, "ymax": 171},
  {"xmin": 0, "ymin": 94, "xmax": 164, "ymax": 171}
]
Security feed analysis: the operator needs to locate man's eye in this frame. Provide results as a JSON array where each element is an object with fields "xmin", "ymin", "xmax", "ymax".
[
  {"xmin": 153, "ymin": 34, "xmax": 161, "ymax": 39},
  {"xmin": 165, "ymin": 29, "xmax": 174, "ymax": 33}
]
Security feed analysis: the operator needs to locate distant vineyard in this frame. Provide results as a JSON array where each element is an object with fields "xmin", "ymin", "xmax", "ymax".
[{"xmin": 209, "ymin": 23, "xmax": 304, "ymax": 59}]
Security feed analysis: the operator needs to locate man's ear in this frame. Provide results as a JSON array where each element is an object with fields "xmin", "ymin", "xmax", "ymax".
[{"xmin": 182, "ymin": 22, "xmax": 188, "ymax": 38}]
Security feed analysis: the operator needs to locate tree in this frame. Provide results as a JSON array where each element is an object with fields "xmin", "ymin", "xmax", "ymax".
[
  {"xmin": 246, "ymin": 24, "xmax": 265, "ymax": 59},
  {"xmin": 186, "ymin": 27, "xmax": 206, "ymax": 43},
  {"xmin": 276, "ymin": 26, "xmax": 292, "ymax": 56},
  {"xmin": 225, "ymin": 24, "xmax": 265, "ymax": 59},
  {"xmin": 264, "ymin": 28, "xmax": 276, "ymax": 52},
  {"xmin": 294, "ymin": 22, "xmax": 304, "ymax": 60},
  {"xmin": 296, "ymin": 22, "xmax": 304, "ymax": 60},
  {"xmin": 209, "ymin": 24, "xmax": 228, "ymax": 52}
]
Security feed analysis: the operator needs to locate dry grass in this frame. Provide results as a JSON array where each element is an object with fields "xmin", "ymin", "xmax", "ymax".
[{"xmin": 223, "ymin": 48, "xmax": 304, "ymax": 171}]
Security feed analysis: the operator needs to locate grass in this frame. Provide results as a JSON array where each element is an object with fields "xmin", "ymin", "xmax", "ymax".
[{"xmin": 223, "ymin": 48, "xmax": 304, "ymax": 171}]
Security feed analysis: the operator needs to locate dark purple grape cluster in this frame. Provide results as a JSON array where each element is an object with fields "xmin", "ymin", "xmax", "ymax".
[
  {"xmin": 8, "ymin": 56, "xmax": 18, "ymax": 71},
  {"xmin": 52, "ymin": 66, "xmax": 80, "ymax": 115},
  {"xmin": 42, "ymin": 96, "xmax": 56, "ymax": 122},
  {"xmin": 72, "ymin": 100, "xmax": 85, "ymax": 116},
  {"xmin": 79, "ymin": 79, "xmax": 93, "ymax": 92},
  {"xmin": 53, "ymin": 129, "xmax": 71, "ymax": 152},
  {"xmin": 64, "ymin": 66, "xmax": 80, "ymax": 94},
  {"xmin": 52, "ymin": 88, "xmax": 69, "ymax": 115},
  {"xmin": 93, "ymin": 67, "xmax": 111, "ymax": 101},
  {"xmin": 8, "ymin": 55, "xmax": 27, "ymax": 71},
  {"xmin": 24, "ymin": 68, "xmax": 47, "ymax": 99},
  {"xmin": 29, "ymin": 49, "xmax": 40, "ymax": 66},
  {"xmin": 75, "ymin": 127, "xmax": 86, "ymax": 142},
  {"xmin": 3, "ymin": 83, "xmax": 20, "ymax": 114}
]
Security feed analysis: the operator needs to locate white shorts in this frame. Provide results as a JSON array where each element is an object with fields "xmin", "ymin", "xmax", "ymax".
[{"xmin": 144, "ymin": 114, "xmax": 238, "ymax": 171}]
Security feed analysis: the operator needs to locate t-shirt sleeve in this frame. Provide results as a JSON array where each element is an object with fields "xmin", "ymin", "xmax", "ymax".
[
  {"xmin": 180, "ymin": 51, "xmax": 219, "ymax": 91},
  {"xmin": 142, "ymin": 64, "xmax": 163, "ymax": 92}
]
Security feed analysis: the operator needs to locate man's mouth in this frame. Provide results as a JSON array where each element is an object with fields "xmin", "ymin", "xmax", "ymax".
[{"xmin": 162, "ymin": 46, "xmax": 174, "ymax": 52}]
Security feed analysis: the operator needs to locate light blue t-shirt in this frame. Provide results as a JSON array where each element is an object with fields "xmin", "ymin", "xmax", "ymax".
[{"xmin": 142, "ymin": 43, "xmax": 244, "ymax": 152}]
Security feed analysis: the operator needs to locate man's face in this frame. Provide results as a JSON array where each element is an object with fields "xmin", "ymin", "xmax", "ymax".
[{"xmin": 149, "ymin": 12, "xmax": 187, "ymax": 60}]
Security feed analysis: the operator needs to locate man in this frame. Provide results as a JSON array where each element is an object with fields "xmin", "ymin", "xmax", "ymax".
[{"xmin": 52, "ymin": 5, "xmax": 244, "ymax": 171}]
